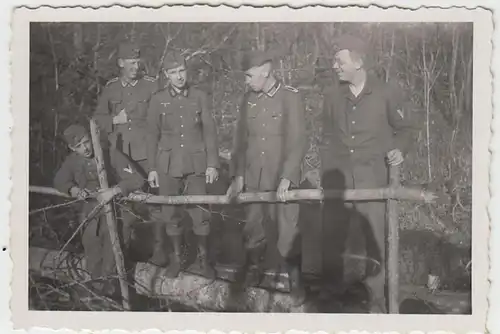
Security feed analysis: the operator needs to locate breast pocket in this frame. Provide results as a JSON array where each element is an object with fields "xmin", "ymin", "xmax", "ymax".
[
  {"xmin": 268, "ymin": 109, "xmax": 283, "ymax": 135},
  {"xmin": 135, "ymin": 99, "xmax": 150, "ymax": 118},
  {"xmin": 160, "ymin": 109, "xmax": 175, "ymax": 131},
  {"xmin": 108, "ymin": 99, "xmax": 123, "ymax": 115}
]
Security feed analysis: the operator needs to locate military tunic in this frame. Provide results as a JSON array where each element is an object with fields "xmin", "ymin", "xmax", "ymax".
[
  {"xmin": 146, "ymin": 86, "xmax": 220, "ymax": 236},
  {"xmin": 53, "ymin": 149, "xmax": 144, "ymax": 280},
  {"xmin": 319, "ymin": 74, "xmax": 418, "ymax": 307},
  {"xmin": 94, "ymin": 75, "xmax": 158, "ymax": 164},
  {"xmin": 232, "ymin": 82, "xmax": 308, "ymax": 259}
]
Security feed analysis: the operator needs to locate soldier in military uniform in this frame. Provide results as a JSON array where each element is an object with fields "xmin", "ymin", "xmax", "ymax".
[
  {"xmin": 319, "ymin": 35, "xmax": 418, "ymax": 313},
  {"xmin": 53, "ymin": 124, "xmax": 144, "ymax": 297},
  {"xmin": 146, "ymin": 51, "xmax": 220, "ymax": 278},
  {"xmin": 226, "ymin": 50, "xmax": 308, "ymax": 305},
  {"xmin": 93, "ymin": 41, "xmax": 159, "ymax": 165},
  {"xmin": 92, "ymin": 41, "xmax": 162, "ymax": 261}
]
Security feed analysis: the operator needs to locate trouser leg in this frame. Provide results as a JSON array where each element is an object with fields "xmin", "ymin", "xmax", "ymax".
[
  {"xmin": 184, "ymin": 174, "xmax": 210, "ymax": 236},
  {"xmin": 81, "ymin": 215, "xmax": 104, "ymax": 281},
  {"xmin": 157, "ymin": 173, "xmax": 185, "ymax": 277},
  {"xmin": 274, "ymin": 202, "xmax": 306, "ymax": 305},
  {"xmin": 240, "ymin": 203, "xmax": 267, "ymax": 286},
  {"xmin": 355, "ymin": 200, "xmax": 387, "ymax": 313},
  {"xmin": 78, "ymin": 214, "xmax": 107, "ymax": 302},
  {"xmin": 99, "ymin": 217, "xmax": 121, "ymax": 297},
  {"xmin": 274, "ymin": 202, "xmax": 301, "ymax": 259},
  {"xmin": 184, "ymin": 174, "xmax": 215, "ymax": 278}
]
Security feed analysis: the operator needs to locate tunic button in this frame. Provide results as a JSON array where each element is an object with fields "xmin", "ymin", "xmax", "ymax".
[
  {"xmin": 181, "ymin": 144, "xmax": 184, "ymax": 148},
  {"xmin": 261, "ymin": 152, "xmax": 265, "ymax": 155},
  {"xmin": 181, "ymin": 125, "xmax": 184, "ymax": 127},
  {"xmin": 181, "ymin": 134, "xmax": 184, "ymax": 137},
  {"xmin": 353, "ymin": 106, "xmax": 356, "ymax": 110},
  {"xmin": 350, "ymin": 149, "xmax": 354, "ymax": 153},
  {"xmin": 352, "ymin": 121, "xmax": 356, "ymax": 124},
  {"xmin": 262, "ymin": 137, "xmax": 265, "ymax": 141},
  {"xmin": 180, "ymin": 115, "xmax": 183, "ymax": 118},
  {"xmin": 351, "ymin": 135, "xmax": 355, "ymax": 139}
]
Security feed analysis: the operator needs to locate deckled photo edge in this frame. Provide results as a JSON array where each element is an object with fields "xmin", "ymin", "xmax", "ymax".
[{"xmin": 7, "ymin": 4, "xmax": 495, "ymax": 334}]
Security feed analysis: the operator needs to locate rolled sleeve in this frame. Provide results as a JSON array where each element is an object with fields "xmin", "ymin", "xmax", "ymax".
[{"xmin": 385, "ymin": 86, "xmax": 419, "ymax": 156}]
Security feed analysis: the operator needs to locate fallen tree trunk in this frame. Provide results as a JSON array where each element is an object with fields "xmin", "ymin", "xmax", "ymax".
[
  {"xmin": 29, "ymin": 247, "xmax": 311, "ymax": 312},
  {"xmin": 29, "ymin": 185, "xmax": 437, "ymax": 204},
  {"xmin": 29, "ymin": 246, "xmax": 471, "ymax": 314}
]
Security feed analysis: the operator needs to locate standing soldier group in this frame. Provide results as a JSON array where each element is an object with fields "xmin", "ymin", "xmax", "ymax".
[{"xmin": 53, "ymin": 34, "xmax": 417, "ymax": 312}]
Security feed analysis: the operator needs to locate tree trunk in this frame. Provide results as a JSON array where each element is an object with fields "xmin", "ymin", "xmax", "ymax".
[{"xmin": 73, "ymin": 23, "xmax": 84, "ymax": 56}]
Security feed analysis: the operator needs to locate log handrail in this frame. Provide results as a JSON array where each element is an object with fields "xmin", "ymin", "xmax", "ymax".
[{"xmin": 29, "ymin": 185, "xmax": 437, "ymax": 205}]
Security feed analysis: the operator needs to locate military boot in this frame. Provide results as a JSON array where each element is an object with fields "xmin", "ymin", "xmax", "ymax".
[
  {"xmin": 148, "ymin": 223, "xmax": 169, "ymax": 267},
  {"xmin": 243, "ymin": 245, "xmax": 266, "ymax": 288},
  {"xmin": 284, "ymin": 257, "xmax": 307, "ymax": 306},
  {"xmin": 165, "ymin": 235, "xmax": 184, "ymax": 278},
  {"xmin": 194, "ymin": 235, "xmax": 216, "ymax": 279}
]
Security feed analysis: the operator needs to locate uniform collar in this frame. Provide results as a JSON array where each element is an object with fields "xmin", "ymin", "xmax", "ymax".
[
  {"xmin": 258, "ymin": 80, "xmax": 281, "ymax": 99},
  {"xmin": 340, "ymin": 72, "xmax": 375, "ymax": 100},
  {"xmin": 168, "ymin": 85, "xmax": 189, "ymax": 98},
  {"xmin": 121, "ymin": 78, "xmax": 138, "ymax": 87}
]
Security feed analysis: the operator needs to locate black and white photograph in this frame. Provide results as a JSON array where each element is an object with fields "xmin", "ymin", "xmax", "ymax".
[{"xmin": 9, "ymin": 4, "xmax": 493, "ymax": 333}]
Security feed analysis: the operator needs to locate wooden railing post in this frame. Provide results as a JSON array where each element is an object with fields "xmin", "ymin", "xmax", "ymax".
[
  {"xmin": 387, "ymin": 164, "xmax": 400, "ymax": 313},
  {"xmin": 89, "ymin": 118, "xmax": 130, "ymax": 310}
]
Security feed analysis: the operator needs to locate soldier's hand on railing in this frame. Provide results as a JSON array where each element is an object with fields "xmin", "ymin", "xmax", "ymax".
[
  {"xmin": 205, "ymin": 167, "xmax": 219, "ymax": 184},
  {"xmin": 148, "ymin": 171, "xmax": 159, "ymax": 188},
  {"xmin": 277, "ymin": 178, "xmax": 291, "ymax": 202},
  {"xmin": 97, "ymin": 186, "xmax": 122, "ymax": 205},
  {"xmin": 69, "ymin": 186, "xmax": 91, "ymax": 200},
  {"xmin": 226, "ymin": 176, "xmax": 244, "ymax": 200},
  {"xmin": 387, "ymin": 149, "xmax": 404, "ymax": 166}
]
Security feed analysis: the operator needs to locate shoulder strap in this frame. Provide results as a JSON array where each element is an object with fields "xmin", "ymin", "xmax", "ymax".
[
  {"xmin": 105, "ymin": 77, "xmax": 119, "ymax": 87},
  {"xmin": 143, "ymin": 75, "xmax": 157, "ymax": 82},
  {"xmin": 284, "ymin": 85, "xmax": 299, "ymax": 93}
]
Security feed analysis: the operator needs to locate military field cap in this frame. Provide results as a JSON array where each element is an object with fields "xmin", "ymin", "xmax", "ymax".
[
  {"xmin": 63, "ymin": 124, "xmax": 89, "ymax": 146},
  {"xmin": 118, "ymin": 42, "xmax": 141, "ymax": 59},
  {"xmin": 240, "ymin": 49, "xmax": 274, "ymax": 72},
  {"xmin": 333, "ymin": 35, "xmax": 368, "ymax": 55},
  {"xmin": 163, "ymin": 50, "xmax": 186, "ymax": 70}
]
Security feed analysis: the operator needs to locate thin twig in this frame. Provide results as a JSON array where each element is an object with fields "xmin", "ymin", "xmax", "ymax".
[
  {"xmin": 56, "ymin": 201, "xmax": 106, "ymax": 259},
  {"xmin": 29, "ymin": 198, "xmax": 84, "ymax": 216}
]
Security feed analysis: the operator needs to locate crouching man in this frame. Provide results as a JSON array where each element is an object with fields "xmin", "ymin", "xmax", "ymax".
[{"xmin": 53, "ymin": 124, "xmax": 145, "ymax": 297}]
